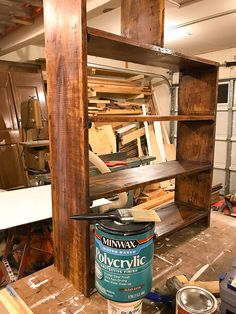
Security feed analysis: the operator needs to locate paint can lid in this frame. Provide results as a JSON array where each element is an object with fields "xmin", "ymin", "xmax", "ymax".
[
  {"xmin": 176, "ymin": 286, "xmax": 218, "ymax": 313},
  {"xmin": 97, "ymin": 220, "xmax": 154, "ymax": 236}
]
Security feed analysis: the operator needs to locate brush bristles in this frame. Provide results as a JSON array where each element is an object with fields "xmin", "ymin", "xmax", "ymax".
[{"xmin": 129, "ymin": 209, "xmax": 161, "ymax": 222}]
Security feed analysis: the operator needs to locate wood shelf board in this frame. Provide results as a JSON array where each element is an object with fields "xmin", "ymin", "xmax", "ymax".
[
  {"xmin": 155, "ymin": 202, "xmax": 208, "ymax": 239},
  {"xmin": 89, "ymin": 115, "xmax": 215, "ymax": 123},
  {"xmin": 89, "ymin": 160, "xmax": 211, "ymax": 200},
  {"xmin": 19, "ymin": 140, "xmax": 50, "ymax": 147},
  {"xmin": 87, "ymin": 27, "xmax": 219, "ymax": 71}
]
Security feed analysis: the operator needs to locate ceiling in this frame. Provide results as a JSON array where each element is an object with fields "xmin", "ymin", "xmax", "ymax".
[
  {"xmin": 0, "ymin": 0, "xmax": 42, "ymax": 37},
  {"xmin": 1, "ymin": 0, "xmax": 236, "ymax": 56},
  {"xmin": 164, "ymin": 0, "xmax": 236, "ymax": 54}
]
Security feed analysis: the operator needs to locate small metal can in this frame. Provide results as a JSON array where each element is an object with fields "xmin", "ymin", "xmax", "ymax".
[{"xmin": 176, "ymin": 286, "xmax": 218, "ymax": 314}]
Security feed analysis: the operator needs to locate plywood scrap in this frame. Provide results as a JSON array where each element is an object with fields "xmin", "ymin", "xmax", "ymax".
[
  {"xmin": 0, "ymin": 286, "xmax": 33, "ymax": 314},
  {"xmin": 121, "ymin": 127, "xmax": 145, "ymax": 145},
  {"xmin": 153, "ymin": 121, "xmax": 165, "ymax": 162},
  {"xmin": 89, "ymin": 124, "xmax": 116, "ymax": 155},
  {"xmin": 164, "ymin": 143, "xmax": 176, "ymax": 161}
]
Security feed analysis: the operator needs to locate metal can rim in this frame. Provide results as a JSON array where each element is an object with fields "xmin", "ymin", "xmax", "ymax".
[{"xmin": 176, "ymin": 286, "xmax": 218, "ymax": 314}]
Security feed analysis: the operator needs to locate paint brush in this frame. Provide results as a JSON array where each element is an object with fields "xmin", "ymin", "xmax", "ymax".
[{"xmin": 70, "ymin": 208, "xmax": 161, "ymax": 223}]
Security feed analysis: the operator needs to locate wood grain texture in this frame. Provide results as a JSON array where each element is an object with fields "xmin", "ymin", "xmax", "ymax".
[
  {"xmin": 155, "ymin": 202, "xmax": 208, "ymax": 239},
  {"xmin": 121, "ymin": 0, "xmax": 165, "ymax": 47},
  {"xmin": 89, "ymin": 115, "xmax": 215, "ymax": 123},
  {"xmin": 90, "ymin": 160, "xmax": 211, "ymax": 200},
  {"xmin": 176, "ymin": 67, "xmax": 218, "ymax": 222},
  {"xmin": 87, "ymin": 27, "xmax": 219, "ymax": 71},
  {"xmin": 43, "ymin": 0, "xmax": 90, "ymax": 295},
  {"xmin": 0, "ymin": 66, "xmax": 27, "ymax": 189}
]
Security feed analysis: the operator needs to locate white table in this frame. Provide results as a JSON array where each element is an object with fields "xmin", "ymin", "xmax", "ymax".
[{"xmin": 0, "ymin": 185, "xmax": 111, "ymax": 230}]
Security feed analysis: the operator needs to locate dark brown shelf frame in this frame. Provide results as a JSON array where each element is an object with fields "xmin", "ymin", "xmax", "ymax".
[
  {"xmin": 87, "ymin": 27, "xmax": 218, "ymax": 71},
  {"xmin": 89, "ymin": 160, "xmax": 211, "ymax": 200},
  {"xmin": 44, "ymin": 0, "xmax": 218, "ymax": 296},
  {"xmin": 155, "ymin": 202, "xmax": 208, "ymax": 239}
]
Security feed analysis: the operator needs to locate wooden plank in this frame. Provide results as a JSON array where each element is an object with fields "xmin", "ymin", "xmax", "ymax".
[
  {"xmin": 43, "ymin": 0, "xmax": 90, "ymax": 295},
  {"xmin": 142, "ymin": 104, "xmax": 152, "ymax": 156},
  {"xmin": 175, "ymin": 67, "xmax": 218, "ymax": 224},
  {"xmin": 88, "ymin": 85, "xmax": 151, "ymax": 94},
  {"xmin": 0, "ymin": 287, "xmax": 33, "ymax": 314},
  {"xmin": 151, "ymin": 91, "xmax": 170, "ymax": 145},
  {"xmin": 121, "ymin": 0, "xmax": 165, "ymax": 46},
  {"xmin": 153, "ymin": 121, "xmax": 165, "ymax": 161},
  {"xmin": 89, "ymin": 124, "xmax": 116, "ymax": 155},
  {"xmin": 121, "ymin": 127, "xmax": 145, "ymax": 145},
  {"xmin": 89, "ymin": 115, "xmax": 215, "ymax": 122},
  {"xmin": 87, "ymin": 27, "xmax": 219, "ymax": 71},
  {"xmin": 133, "ymin": 192, "xmax": 174, "ymax": 210},
  {"xmin": 97, "ymin": 108, "xmax": 142, "ymax": 115},
  {"xmin": 164, "ymin": 143, "xmax": 176, "ymax": 161},
  {"xmin": 126, "ymin": 74, "xmax": 144, "ymax": 82},
  {"xmin": 148, "ymin": 124, "xmax": 162, "ymax": 163},
  {"xmin": 89, "ymin": 160, "xmax": 212, "ymax": 200}
]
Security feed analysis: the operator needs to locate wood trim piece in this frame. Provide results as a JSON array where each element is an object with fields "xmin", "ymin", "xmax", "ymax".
[
  {"xmin": 44, "ymin": 0, "xmax": 90, "ymax": 296},
  {"xmin": 89, "ymin": 115, "xmax": 215, "ymax": 122}
]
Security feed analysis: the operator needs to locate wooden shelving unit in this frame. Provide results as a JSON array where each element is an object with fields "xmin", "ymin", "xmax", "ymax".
[
  {"xmin": 44, "ymin": 0, "xmax": 218, "ymax": 295},
  {"xmin": 88, "ymin": 27, "xmax": 218, "ymax": 242}
]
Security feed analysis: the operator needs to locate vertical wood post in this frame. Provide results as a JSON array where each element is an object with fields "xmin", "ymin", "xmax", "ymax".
[
  {"xmin": 43, "ymin": 0, "xmax": 90, "ymax": 295},
  {"xmin": 175, "ymin": 67, "xmax": 218, "ymax": 225},
  {"xmin": 121, "ymin": 0, "xmax": 165, "ymax": 46}
]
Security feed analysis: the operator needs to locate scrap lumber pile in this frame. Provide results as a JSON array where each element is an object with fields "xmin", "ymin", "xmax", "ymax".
[
  {"xmin": 88, "ymin": 71, "xmax": 176, "ymax": 209},
  {"xmin": 88, "ymin": 75, "xmax": 149, "ymax": 116}
]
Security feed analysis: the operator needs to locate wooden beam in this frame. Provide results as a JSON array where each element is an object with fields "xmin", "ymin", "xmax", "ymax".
[
  {"xmin": 121, "ymin": 0, "xmax": 165, "ymax": 47},
  {"xmin": 43, "ymin": 0, "xmax": 90, "ymax": 296}
]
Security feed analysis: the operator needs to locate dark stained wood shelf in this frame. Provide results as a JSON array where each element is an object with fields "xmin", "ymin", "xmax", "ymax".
[
  {"xmin": 89, "ymin": 160, "xmax": 211, "ymax": 200},
  {"xmin": 155, "ymin": 202, "xmax": 208, "ymax": 239},
  {"xmin": 89, "ymin": 115, "xmax": 215, "ymax": 123},
  {"xmin": 87, "ymin": 27, "xmax": 219, "ymax": 71}
]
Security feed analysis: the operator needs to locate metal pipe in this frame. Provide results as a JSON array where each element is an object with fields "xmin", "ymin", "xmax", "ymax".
[{"xmin": 87, "ymin": 62, "xmax": 172, "ymax": 89}]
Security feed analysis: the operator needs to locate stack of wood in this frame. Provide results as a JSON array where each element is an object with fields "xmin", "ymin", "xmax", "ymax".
[
  {"xmin": 88, "ymin": 75, "xmax": 150, "ymax": 116},
  {"xmin": 211, "ymin": 183, "xmax": 223, "ymax": 204},
  {"xmin": 133, "ymin": 183, "xmax": 174, "ymax": 208}
]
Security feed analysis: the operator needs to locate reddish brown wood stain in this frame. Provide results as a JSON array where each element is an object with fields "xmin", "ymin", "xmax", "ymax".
[
  {"xmin": 43, "ymin": 0, "xmax": 90, "ymax": 296},
  {"xmin": 121, "ymin": 0, "xmax": 165, "ymax": 47}
]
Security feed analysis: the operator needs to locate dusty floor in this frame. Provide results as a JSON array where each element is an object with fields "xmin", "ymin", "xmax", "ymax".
[{"xmin": 6, "ymin": 211, "xmax": 236, "ymax": 313}]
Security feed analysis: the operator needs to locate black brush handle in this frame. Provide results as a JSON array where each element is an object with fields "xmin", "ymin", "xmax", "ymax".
[{"xmin": 70, "ymin": 213, "xmax": 120, "ymax": 222}]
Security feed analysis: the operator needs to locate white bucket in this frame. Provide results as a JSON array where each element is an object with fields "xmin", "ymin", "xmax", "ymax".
[{"xmin": 107, "ymin": 299, "xmax": 143, "ymax": 314}]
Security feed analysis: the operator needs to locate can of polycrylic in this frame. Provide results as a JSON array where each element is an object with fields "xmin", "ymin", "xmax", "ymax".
[
  {"xmin": 95, "ymin": 220, "xmax": 155, "ymax": 303},
  {"xmin": 176, "ymin": 286, "xmax": 218, "ymax": 314}
]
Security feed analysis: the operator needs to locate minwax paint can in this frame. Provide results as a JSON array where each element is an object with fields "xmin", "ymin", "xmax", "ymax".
[{"xmin": 95, "ymin": 220, "xmax": 155, "ymax": 303}]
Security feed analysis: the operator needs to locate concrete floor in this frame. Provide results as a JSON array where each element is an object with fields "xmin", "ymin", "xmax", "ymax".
[
  {"xmin": 143, "ymin": 211, "xmax": 236, "ymax": 312},
  {"xmin": 4, "ymin": 211, "xmax": 236, "ymax": 313}
]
